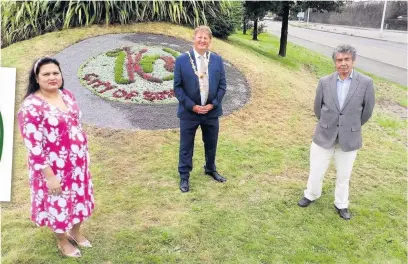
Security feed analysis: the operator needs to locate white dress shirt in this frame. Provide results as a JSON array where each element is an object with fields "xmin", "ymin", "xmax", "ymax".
[
  {"xmin": 337, "ymin": 70, "xmax": 353, "ymax": 109},
  {"xmin": 193, "ymin": 49, "xmax": 209, "ymax": 76}
]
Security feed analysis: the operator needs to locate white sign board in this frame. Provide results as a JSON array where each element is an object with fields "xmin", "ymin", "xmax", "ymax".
[{"xmin": 0, "ymin": 67, "xmax": 17, "ymax": 202}]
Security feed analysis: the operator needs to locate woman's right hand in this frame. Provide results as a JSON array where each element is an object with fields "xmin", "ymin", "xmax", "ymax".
[
  {"xmin": 43, "ymin": 166, "xmax": 62, "ymax": 196},
  {"xmin": 46, "ymin": 176, "xmax": 62, "ymax": 196}
]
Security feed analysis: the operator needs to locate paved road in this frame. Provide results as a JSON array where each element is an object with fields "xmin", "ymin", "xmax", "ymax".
[
  {"xmin": 291, "ymin": 21, "xmax": 407, "ymax": 44},
  {"xmin": 265, "ymin": 21, "xmax": 407, "ymax": 86}
]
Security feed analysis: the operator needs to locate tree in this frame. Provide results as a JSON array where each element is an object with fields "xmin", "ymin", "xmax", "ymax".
[
  {"xmin": 241, "ymin": 1, "xmax": 248, "ymax": 35},
  {"xmin": 387, "ymin": 1, "xmax": 408, "ymax": 19},
  {"xmin": 242, "ymin": 14, "xmax": 248, "ymax": 35},
  {"xmin": 278, "ymin": 1, "xmax": 292, "ymax": 57},
  {"xmin": 243, "ymin": 1, "xmax": 273, "ymax": 40},
  {"xmin": 206, "ymin": 1, "xmax": 242, "ymax": 39},
  {"xmin": 271, "ymin": 1, "xmax": 343, "ymax": 57}
]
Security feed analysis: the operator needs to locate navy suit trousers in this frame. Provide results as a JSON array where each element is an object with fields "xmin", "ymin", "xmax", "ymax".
[{"xmin": 178, "ymin": 117, "xmax": 219, "ymax": 179}]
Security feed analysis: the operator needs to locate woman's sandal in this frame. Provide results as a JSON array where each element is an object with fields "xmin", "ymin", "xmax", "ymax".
[
  {"xmin": 58, "ymin": 243, "xmax": 81, "ymax": 258},
  {"xmin": 67, "ymin": 231, "xmax": 92, "ymax": 248}
]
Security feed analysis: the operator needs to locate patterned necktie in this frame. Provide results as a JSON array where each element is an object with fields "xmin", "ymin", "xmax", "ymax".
[{"xmin": 199, "ymin": 55, "xmax": 209, "ymax": 106}]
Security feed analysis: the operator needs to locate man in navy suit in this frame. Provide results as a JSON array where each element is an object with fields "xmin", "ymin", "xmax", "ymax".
[{"xmin": 174, "ymin": 26, "xmax": 227, "ymax": 193}]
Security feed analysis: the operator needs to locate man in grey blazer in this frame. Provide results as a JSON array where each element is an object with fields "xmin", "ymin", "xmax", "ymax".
[{"xmin": 298, "ymin": 44, "xmax": 375, "ymax": 220}]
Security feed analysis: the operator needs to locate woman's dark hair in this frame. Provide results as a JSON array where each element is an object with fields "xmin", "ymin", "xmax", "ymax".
[{"xmin": 24, "ymin": 57, "xmax": 64, "ymax": 99}]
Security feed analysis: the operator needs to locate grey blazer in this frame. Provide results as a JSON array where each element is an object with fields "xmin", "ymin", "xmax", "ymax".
[{"xmin": 312, "ymin": 70, "xmax": 375, "ymax": 152}]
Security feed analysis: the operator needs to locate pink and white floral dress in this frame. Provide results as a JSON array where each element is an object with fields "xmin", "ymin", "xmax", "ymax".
[{"xmin": 17, "ymin": 89, "xmax": 94, "ymax": 233}]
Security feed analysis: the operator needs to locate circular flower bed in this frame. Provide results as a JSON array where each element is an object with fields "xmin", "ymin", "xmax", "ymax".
[
  {"xmin": 78, "ymin": 45, "xmax": 181, "ymax": 104},
  {"xmin": 56, "ymin": 33, "xmax": 250, "ymax": 130}
]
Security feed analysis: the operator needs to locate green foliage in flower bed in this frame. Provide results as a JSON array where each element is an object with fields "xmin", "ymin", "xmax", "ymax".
[
  {"xmin": 163, "ymin": 74, "xmax": 174, "ymax": 81},
  {"xmin": 115, "ymin": 51, "xmax": 131, "ymax": 84},
  {"xmin": 140, "ymin": 55, "xmax": 160, "ymax": 73},
  {"xmin": 106, "ymin": 49, "xmax": 122, "ymax": 57},
  {"xmin": 78, "ymin": 44, "xmax": 177, "ymax": 104},
  {"xmin": 163, "ymin": 48, "xmax": 180, "ymax": 58}
]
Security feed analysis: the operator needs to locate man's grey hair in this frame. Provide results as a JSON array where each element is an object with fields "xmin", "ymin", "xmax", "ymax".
[{"xmin": 332, "ymin": 45, "xmax": 357, "ymax": 61}]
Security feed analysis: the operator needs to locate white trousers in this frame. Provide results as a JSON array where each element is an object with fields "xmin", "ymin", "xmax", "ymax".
[{"xmin": 304, "ymin": 142, "xmax": 358, "ymax": 209}]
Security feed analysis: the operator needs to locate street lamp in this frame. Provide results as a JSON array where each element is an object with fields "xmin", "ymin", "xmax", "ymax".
[
  {"xmin": 380, "ymin": 0, "xmax": 388, "ymax": 38},
  {"xmin": 307, "ymin": 7, "xmax": 310, "ymax": 25}
]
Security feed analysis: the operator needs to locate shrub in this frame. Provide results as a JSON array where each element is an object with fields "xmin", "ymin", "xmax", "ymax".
[
  {"xmin": 162, "ymin": 48, "xmax": 180, "ymax": 57},
  {"xmin": 1, "ymin": 0, "xmax": 233, "ymax": 48},
  {"xmin": 163, "ymin": 74, "xmax": 174, "ymax": 81},
  {"xmin": 106, "ymin": 49, "xmax": 122, "ymax": 57},
  {"xmin": 205, "ymin": 1, "xmax": 242, "ymax": 39},
  {"xmin": 308, "ymin": 1, "xmax": 407, "ymax": 30},
  {"xmin": 244, "ymin": 21, "xmax": 254, "ymax": 32},
  {"xmin": 249, "ymin": 22, "xmax": 267, "ymax": 37},
  {"xmin": 114, "ymin": 51, "xmax": 131, "ymax": 84},
  {"xmin": 140, "ymin": 55, "xmax": 160, "ymax": 73}
]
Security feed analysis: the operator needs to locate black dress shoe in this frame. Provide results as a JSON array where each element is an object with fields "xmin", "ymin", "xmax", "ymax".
[
  {"xmin": 208, "ymin": 171, "xmax": 226, "ymax": 182},
  {"xmin": 205, "ymin": 171, "xmax": 226, "ymax": 182},
  {"xmin": 180, "ymin": 179, "xmax": 189, "ymax": 193},
  {"xmin": 298, "ymin": 197, "xmax": 314, "ymax": 207},
  {"xmin": 335, "ymin": 206, "xmax": 351, "ymax": 220}
]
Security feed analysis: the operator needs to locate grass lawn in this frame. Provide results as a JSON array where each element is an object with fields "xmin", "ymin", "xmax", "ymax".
[{"xmin": 1, "ymin": 23, "xmax": 407, "ymax": 263}]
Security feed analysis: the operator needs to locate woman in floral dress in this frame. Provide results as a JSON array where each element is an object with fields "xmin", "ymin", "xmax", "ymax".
[{"xmin": 18, "ymin": 57, "xmax": 94, "ymax": 258}]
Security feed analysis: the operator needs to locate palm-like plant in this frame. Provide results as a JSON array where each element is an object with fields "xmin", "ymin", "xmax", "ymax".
[{"xmin": 1, "ymin": 0, "xmax": 233, "ymax": 48}]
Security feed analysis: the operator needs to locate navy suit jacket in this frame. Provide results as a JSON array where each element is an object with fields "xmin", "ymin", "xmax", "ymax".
[{"xmin": 174, "ymin": 50, "xmax": 226, "ymax": 120}]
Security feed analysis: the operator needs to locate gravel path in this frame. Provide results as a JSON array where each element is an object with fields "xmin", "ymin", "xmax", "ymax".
[{"xmin": 55, "ymin": 33, "xmax": 250, "ymax": 130}]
